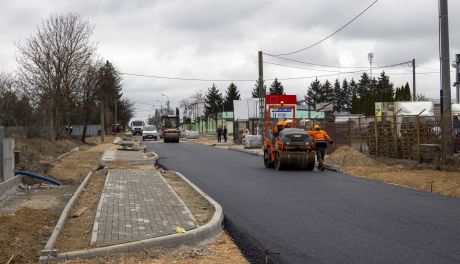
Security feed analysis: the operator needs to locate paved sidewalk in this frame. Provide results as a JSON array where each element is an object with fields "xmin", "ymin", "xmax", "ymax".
[{"xmin": 91, "ymin": 168, "xmax": 197, "ymax": 246}]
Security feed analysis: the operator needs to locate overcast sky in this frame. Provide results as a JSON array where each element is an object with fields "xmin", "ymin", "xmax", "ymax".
[{"xmin": 1, "ymin": 0, "xmax": 459, "ymax": 121}]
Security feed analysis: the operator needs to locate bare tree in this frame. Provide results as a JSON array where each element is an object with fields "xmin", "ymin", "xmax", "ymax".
[
  {"xmin": 16, "ymin": 13, "xmax": 95, "ymax": 140},
  {"xmin": 180, "ymin": 89, "xmax": 206, "ymax": 118}
]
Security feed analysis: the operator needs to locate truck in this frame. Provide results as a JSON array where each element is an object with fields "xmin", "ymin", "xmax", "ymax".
[
  {"xmin": 160, "ymin": 115, "xmax": 180, "ymax": 143},
  {"xmin": 130, "ymin": 120, "xmax": 145, "ymax": 136}
]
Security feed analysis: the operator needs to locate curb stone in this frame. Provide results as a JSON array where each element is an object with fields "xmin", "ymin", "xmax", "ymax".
[
  {"xmin": 40, "ymin": 171, "xmax": 94, "ymax": 260},
  {"xmin": 57, "ymin": 146, "xmax": 83, "ymax": 160}
]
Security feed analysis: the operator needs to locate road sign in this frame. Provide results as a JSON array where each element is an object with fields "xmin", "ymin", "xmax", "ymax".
[
  {"xmin": 316, "ymin": 102, "xmax": 333, "ymax": 112},
  {"xmin": 274, "ymin": 108, "xmax": 292, "ymax": 112}
]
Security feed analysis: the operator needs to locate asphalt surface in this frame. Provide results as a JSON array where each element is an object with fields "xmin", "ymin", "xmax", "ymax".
[{"xmin": 147, "ymin": 141, "xmax": 460, "ymax": 264}]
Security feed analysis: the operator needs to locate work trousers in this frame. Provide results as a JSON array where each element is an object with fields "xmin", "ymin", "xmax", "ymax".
[
  {"xmin": 217, "ymin": 134, "xmax": 222, "ymax": 142},
  {"xmin": 315, "ymin": 141, "xmax": 327, "ymax": 168}
]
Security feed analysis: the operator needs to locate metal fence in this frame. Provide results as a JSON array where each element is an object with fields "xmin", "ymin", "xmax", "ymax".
[{"xmin": 312, "ymin": 115, "xmax": 459, "ymax": 161}]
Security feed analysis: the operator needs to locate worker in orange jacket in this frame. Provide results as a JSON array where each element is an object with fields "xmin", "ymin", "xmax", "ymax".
[{"xmin": 308, "ymin": 124, "xmax": 333, "ymax": 171}]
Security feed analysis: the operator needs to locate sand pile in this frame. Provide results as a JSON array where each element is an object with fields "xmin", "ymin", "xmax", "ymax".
[{"xmin": 326, "ymin": 146, "xmax": 378, "ymax": 167}]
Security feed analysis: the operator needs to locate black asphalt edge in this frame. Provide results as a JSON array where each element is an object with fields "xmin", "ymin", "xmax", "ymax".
[{"xmin": 223, "ymin": 216, "xmax": 283, "ymax": 264}]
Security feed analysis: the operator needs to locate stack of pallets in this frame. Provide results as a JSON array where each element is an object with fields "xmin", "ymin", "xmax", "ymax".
[
  {"xmin": 367, "ymin": 121, "xmax": 395, "ymax": 157},
  {"xmin": 400, "ymin": 123, "xmax": 416, "ymax": 159}
]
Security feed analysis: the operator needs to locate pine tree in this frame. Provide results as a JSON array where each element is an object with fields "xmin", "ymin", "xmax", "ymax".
[
  {"xmin": 306, "ymin": 78, "xmax": 322, "ymax": 109},
  {"xmin": 351, "ymin": 94, "xmax": 358, "ymax": 114},
  {"xmin": 376, "ymin": 71, "xmax": 394, "ymax": 102},
  {"xmin": 269, "ymin": 78, "xmax": 285, "ymax": 95},
  {"xmin": 321, "ymin": 79, "xmax": 334, "ymax": 103},
  {"xmin": 356, "ymin": 72, "xmax": 370, "ymax": 98},
  {"xmin": 342, "ymin": 79, "xmax": 352, "ymax": 112},
  {"xmin": 204, "ymin": 84, "xmax": 223, "ymax": 126},
  {"xmin": 394, "ymin": 86, "xmax": 400, "ymax": 101},
  {"xmin": 224, "ymin": 82, "xmax": 240, "ymax": 111},
  {"xmin": 252, "ymin": 80, "xmax": 266, "ymax": 98},
  {"xmin": 403, "ymin": 82, "xmax": 412, "ymax": 101},
  {"xmin": 332, "ymin": 79, "xmax": 343, "ymax": 112}
]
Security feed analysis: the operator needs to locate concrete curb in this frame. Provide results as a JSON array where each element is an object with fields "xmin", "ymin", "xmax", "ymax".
[
  {"xmin": 40, "ymin": 158, "xmax": 223, "ymax": 262},
  {"xmin": 40, "ymin": 171, "xmax": 94, "ymax": 260},
  {"xmin": 89, "ymin": 170, "xmax": 112, "ymax": 246},
  {"xmin": 0, "ymin": 175, "xmax": 22, "ymax": 199},
  {"xmin": 323, "ymin": 163, "xmax": 342, "ymax": 172},
  {"xmin": 57, "ymin": 146, "xmax": 83, "ymax": 160},
  {"xmin": 227, "ymin": 147, "xmax": 263, "ymax": 156},
  {"xmin": 100, "ymin": 150, "xmax": 158, "ymax": 167}
]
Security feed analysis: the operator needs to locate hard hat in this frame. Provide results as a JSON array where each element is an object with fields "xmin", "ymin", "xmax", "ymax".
[
  {"xmin": 314, "ymin": 124, "xmax": 320, "ymax": 129},
  {"xmin": 277, "ymin": 121, "xmax": 287, "ymax": 126}
]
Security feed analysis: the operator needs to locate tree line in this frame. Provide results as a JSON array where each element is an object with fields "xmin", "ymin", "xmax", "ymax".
[
  {"xmin": 0, "ymin": 13, "xmax": 133, "ymax": 141},
  {"xmin": 198, "ymin": 71, "xmax": 425, "ymax": 122}
]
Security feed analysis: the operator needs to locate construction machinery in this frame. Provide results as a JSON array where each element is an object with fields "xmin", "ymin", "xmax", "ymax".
[
  {"xmin": 160, "ymin": 115, "xmax": 180, "ymax": 143},
  {"xmin": 263, "ymin": 95, "xmax": 316, "ymax": 170}
]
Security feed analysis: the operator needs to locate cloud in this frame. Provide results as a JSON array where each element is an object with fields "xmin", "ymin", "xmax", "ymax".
[{"xmin": 1, "ymin": 0, "xmax": 460, "ymax": 120}]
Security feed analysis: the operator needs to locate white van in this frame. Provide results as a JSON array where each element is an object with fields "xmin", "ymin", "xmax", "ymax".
[{"xmin": 130, "ymin": 120, "xmax": 145, "ymax": 136}]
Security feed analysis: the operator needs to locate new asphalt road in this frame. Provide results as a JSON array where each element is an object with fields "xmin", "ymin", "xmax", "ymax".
[{"xmin": 147, "ymin": 141, "xmax": 460, "ymax": 264}]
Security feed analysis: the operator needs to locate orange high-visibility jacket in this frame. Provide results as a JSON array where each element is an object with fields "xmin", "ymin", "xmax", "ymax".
[{"xmin": 308, "ymin": 130, "xmax": 331, "ymax": 143}]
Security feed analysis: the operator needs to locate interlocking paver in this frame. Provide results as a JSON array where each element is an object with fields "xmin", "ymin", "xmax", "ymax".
[{"xmin": 92, "ymin": 169, "xmax": 197, "ymax": 245}]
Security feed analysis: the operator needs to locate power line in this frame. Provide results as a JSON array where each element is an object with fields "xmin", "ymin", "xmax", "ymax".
[
  {"xmin": 263, "ymin": 53, "xmax": 412, "ymax": 69},
  {"xmin": 120, "ymin": 72, "xmax": 255, "ymax": 82},
  {"xmin": 416, "ymin": 65, "xmax": 439, "ymax": 71},
  {"xmin": 265, "ymin": 56, "xmax": 412, "ymax": 70},
  {"xmin": 264, "ymin": 61, "xmax": 346, "ymax": 72},
  {"xmin": 276, "ymin": 69, "xmax": 368, "ymax": 80},
  {"xmin": 272, "ymin": 0, "xmax": 379, "ymax": 56}
]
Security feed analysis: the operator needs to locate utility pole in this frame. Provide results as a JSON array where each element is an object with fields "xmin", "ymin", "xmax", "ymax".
[
  {"xmin": 439, "ymin": 0, "xmax": 453, "ymax": 165},
  {"xmin": 100, "ymin": 100, "xmax": 105, "ymax": 143},
  {"xmin": 258, "ymin": 51, "xmax": 265, "ymax": 138},
  {"xmin": 412, "ymin": 59, "xmax": 416, "ymax": 101},
  {"xmin": 453, "ymin": 54, "xmax": 460, "ymax": 103},
  {"xmin": 368, "ymin": 52, "xmax": 374, "ymax": 80},
  {"xmin": 114, "ymin": 99, "xmax": 118, "ymax": 126}
]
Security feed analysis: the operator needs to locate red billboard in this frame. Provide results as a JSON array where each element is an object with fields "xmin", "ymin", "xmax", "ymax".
[{"xmin": 265, "ymin": 95, "xmax": 297, "ymax": 105}]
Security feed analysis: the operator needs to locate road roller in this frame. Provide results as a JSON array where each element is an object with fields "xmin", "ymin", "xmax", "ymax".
[
  {"xmin": 160, "ymin": 115, "xmax": 180, "ymax": 143},
  {"xmin": 263, "ymin": 96, "xmax": 315, "ymax": 170}
]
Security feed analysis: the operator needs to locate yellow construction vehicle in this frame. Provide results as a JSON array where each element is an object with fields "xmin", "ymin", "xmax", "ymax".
[
  {"xmin": 161, "ymin": 115, "xmax": 180, "ymax": 143},
  {"xmin": 263, "ymin": 96, "xmax": 315, "ymax": 170}
]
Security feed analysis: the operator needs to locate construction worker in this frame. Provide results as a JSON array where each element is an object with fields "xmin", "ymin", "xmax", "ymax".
[{"xmin": 308, "ymin": 124, "xmax": 333, "ymax": 171}]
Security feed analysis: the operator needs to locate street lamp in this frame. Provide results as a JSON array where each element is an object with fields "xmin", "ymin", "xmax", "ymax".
[
  {"xmin": 161, "ymin": 93, "xmax": 170, "ymax": 114},
  {"xmin": 155, "ymin": 99, "xmax": 162, "ymax": 113}
]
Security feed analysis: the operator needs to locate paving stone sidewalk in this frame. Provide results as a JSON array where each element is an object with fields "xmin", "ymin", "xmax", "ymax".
[{"xmin": 91, "ymin": 168, "xmax": 197, "ymax": 246}]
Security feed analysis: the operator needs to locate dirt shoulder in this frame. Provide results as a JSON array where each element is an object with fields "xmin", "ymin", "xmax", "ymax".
[
  {"xmin": 56, "ymin": 170, "xmax": 107, "ymax": 252},
  {"xmin": 326, "ymin": 146, "xmax": 460, "ymax": 198},
  {"xmin": 0, "ymin": 207, "xmax": 58, "ymax": 264},
  {"xmin": 0, "ymin": 136, "xmax": 114, "ymax": 264}
]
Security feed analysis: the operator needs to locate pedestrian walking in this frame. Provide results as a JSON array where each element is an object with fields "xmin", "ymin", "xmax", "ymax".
[
  {"xmin": 223, "ymin": 126, "xmax": 228, "ymax": 143},
  {"xmin": 216, "ymin": 127, "xmax": 222, "ymax": 143},
  {"xmin": 308, "ymin": 124, "xmax": 333, "ymax": 171}
]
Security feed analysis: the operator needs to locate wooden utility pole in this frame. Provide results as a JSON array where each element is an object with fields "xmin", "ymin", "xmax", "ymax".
[
  {"xmin": 439, "ymin": 0, "xmax": 453, "ymax": 165},
  {"xmin": 454, "ymin": 54, "xmax": 460, "ymax": 103},
  {"xmin": 100, "ymin": 100, "xmax": 105, "ymax": 143},
  {"xmin": 258, "ymin": 51, "xmax": 265, "ymax": 138},
  {"xmin": 412, "ymin": 59, "xmax": 416, "ymax": 101},
  {"xmin": 114, "ymin": 99, "xmax": 118, "ymax": 126}
]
